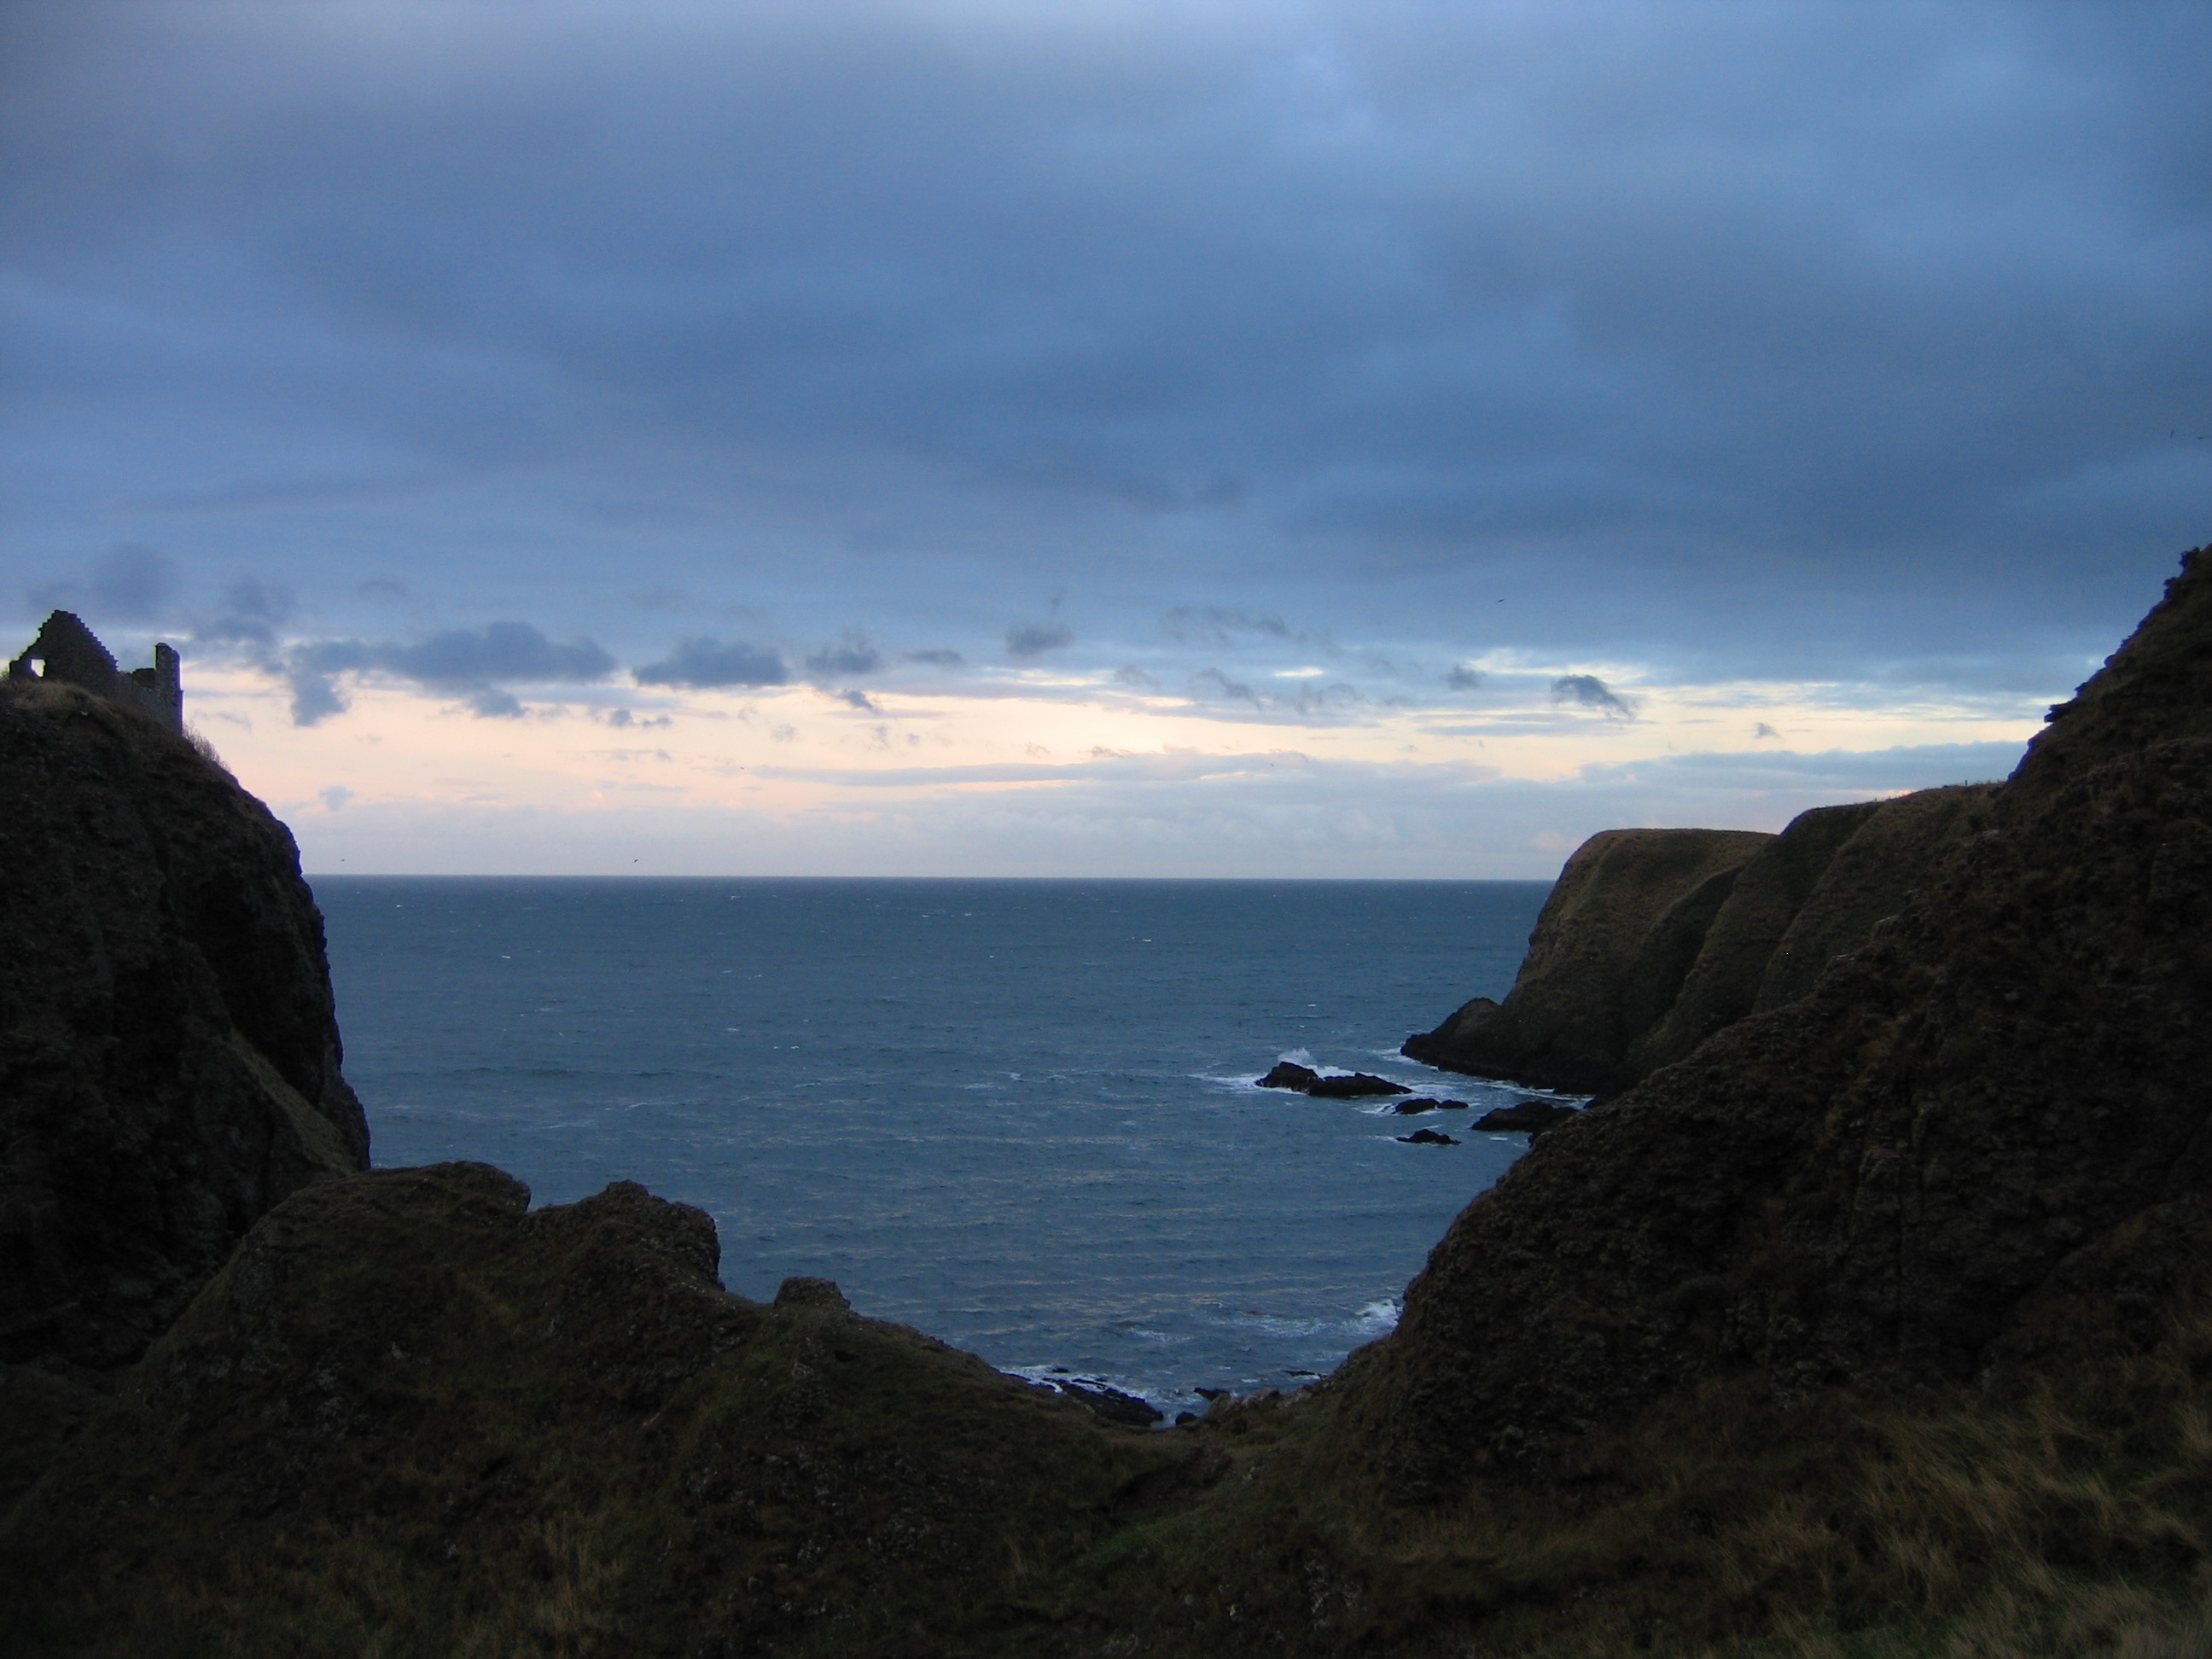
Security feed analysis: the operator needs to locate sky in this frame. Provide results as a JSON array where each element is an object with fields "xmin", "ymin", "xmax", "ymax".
[{"xmin": 4, "ymin": 0, "xmax": 2208, "ymax": 876}]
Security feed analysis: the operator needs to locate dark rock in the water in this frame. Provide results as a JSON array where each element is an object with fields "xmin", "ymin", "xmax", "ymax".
[
  {"xmin": 0, "ymin": 661, "xmax": 368, "ymax": 1511},
  {"xmin": 1397, "ymin": 1128, "xmax": 1459, "ymax": 1145},
  {"xmin": 1348, "ymin": 544, "xmax": 2212, "ymax": 1500},
  {"xmin": 1388, "ymin": 1097, "xmax": 1470, "ymax": 1114},
  {"xmin": 1470, "ymin": 1100, "xmax": 1583, "ymax": 1135},
  {"xmin": 1193, "ymin": 1386, "xmax": 1230, "ymax": 1401},
  {"xmin": 1257, "ymin": 1062, "xmax": 1411, "ymax": 1097},
  {"xmin": 1307, "ymin": 1072, "xmax": 1412, "ymax": 1098},
  {"xmin": 1050, "ymin": 1379, "xmax": 1164, "ymax": 1427}
]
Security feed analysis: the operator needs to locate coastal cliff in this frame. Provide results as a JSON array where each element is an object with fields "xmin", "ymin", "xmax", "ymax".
[
  {"xmin": 1356, "ymin": 544, "xmax": 2212, "ymax": 1499},
  {"xmin": 12, "ymin": 560, "xmax": 2212, "ymax": 1656},
  {"xmin": 1406, "ymin": 783, "xmax": 2000, "ymax": 1093},
  {"xmin": 1402, "ymin": 826, "xmax": 1772, "ymax": 1091},
  {"xmin": 0, "ymin": 671, "xmax": 368, "ymax": 1510}
]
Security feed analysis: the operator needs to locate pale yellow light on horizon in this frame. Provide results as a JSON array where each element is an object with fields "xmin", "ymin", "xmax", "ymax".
[{"xmin": 183, "ymin": 660, "xmax": 2044, "ymax": 857}]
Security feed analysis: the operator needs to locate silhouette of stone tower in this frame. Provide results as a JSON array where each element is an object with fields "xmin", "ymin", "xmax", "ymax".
[{"xmin": 6, "ymin": 611, "xmax": 183, "ymax": 731}]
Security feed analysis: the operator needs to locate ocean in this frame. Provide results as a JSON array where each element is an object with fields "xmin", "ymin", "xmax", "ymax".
[{"xmin": 316, "ymin": 876, "xmax": 1557, "ymax": 1418}]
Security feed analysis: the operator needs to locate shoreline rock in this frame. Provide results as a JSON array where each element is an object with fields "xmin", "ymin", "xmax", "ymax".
[
  {"xmin": 1255, "ymin": 1061, "xmax": 1412, "ymax": 1097},
  {"xmin": 1470, "ymin": 1100, "xmax": 1582, "ymax": 1135}
]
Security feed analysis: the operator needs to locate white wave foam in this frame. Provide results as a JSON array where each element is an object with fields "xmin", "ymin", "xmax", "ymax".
[{"xmin": 1351, "ymin": 1297, "xmax": 1402, "ymax": 1336}]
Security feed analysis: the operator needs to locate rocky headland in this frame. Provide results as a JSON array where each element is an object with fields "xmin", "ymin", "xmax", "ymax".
[
  {"xmin": 1404, "ymin": 784, "xmax": 2000, "ymax": 1095},
  {"xmin": 0, "ymin": 661, "xmax": 368, "ymax": 1513},
  {"xmin": 13, "ymin": 558, "xmax": 2212, "ymax": 1657}
]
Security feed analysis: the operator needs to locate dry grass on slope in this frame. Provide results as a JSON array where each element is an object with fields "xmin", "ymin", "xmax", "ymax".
[{"xmin": 1052, "ymin": 1295, "xmax": 2212, "ymax": 1659}]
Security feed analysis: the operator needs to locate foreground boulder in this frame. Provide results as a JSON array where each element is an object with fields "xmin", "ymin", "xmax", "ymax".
[
  {"xmin": 1348, "ymin": 545, "xmax": 2212, "ymax": 1500},
  {"xmin": 0, "ymin": 1164, "xmax": 1196, "ymax": 1656},
  {"xmin": 0, "ymin": 667, "xmax": 369, "ymax": 1511}
]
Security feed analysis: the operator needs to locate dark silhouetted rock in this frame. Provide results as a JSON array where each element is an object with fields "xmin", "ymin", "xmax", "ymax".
[
  {"xmin": 1749, "ymin": 784, "xmax": 2000, "ymax": 1013},
  {"xmin": 0, "ymin": 1165, "xmax": 1194, "ymax": 1652},
  {"xmin": 1346, "ymin": 545, "xmax": 2212, "ymax": 1501},
  {"xmin": 1307, "ymin": 1072, "xmax": 1412, "ymax": 1098},
  {"xmin": 1403, "ymin": 828, "xmax": 1773, "ymax": 1092},
  {"xmin": 1397, "ymin": 1128, "xmax": 1459, "ymax": 1145},
  {"xmin": 1388, "ymin": 1097, "xmax": 1470, "ymax": 1115},
  {"xmin": 1622, "ymin": 800, "xmax": 1887, "ymax": 1075},
  {"xmin": 1407, "ymin": 786, "xmax": 2003, "ymax": 1097},
  {"xmin": 0, "ymin": 669, "xmax": 368, "ymax": 1511},
  {"xmin": 1470, "ymin": 1100, "xmax": 1582, "ymax": 1135},
  {"xmin": 1257, "ymin": 1062, "xmax": 1411, "ymax": 1097}
]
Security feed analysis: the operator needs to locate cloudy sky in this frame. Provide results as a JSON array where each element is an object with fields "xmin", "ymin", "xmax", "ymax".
[{"xmin": 5, "ymin": 0, "xmax": 2207, "ymax": 876}]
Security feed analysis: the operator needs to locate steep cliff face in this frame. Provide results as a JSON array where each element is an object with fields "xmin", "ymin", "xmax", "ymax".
[
  {"xmin": 1408, "ymin": 783, "xmax": 2000, "ymax": 1095},
  {"xmin": 1402, "ymin": 828, "xmax": 1772, "ymax": 1092},
  {"xmin": 0, "ymin": 678, "xmax": 367, "ymax": 1508},
  {"xmin": 1624, "ymin": 783, "xmax": 2004, "ymax": 1074},
  {"xmin": 1348, "ymin": 547, "xmax": 2212, "ymax": 1501}
]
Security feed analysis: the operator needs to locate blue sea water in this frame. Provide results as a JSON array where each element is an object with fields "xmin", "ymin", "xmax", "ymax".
[{"xmin": 316, "ymin": 876, "xmax": 1557, "ymax": 1417}]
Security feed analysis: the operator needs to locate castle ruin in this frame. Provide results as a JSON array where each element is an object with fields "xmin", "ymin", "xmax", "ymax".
[{"xmin": 7, "ymin": 611, "xmax": 183, "ymax": 732}]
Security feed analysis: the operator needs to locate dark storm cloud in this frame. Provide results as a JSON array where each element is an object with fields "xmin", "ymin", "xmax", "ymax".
[
  {"xmin": 802, "ymin": 632, "xmax": 882, "ymax": 678},
  {"xmin": 1005, "ymin": 623, "xmax": 1074, "ymax": 661},
  {"xmin": 1190, "ymin": 667, "xmax": 1260, "ymax": 707},
  {"xmin": 1185, "ymin": 667, "xmax": 1365, "ymax": 721},
  {"xmin": 1551, "ymin": 674, "xmax": 1639, "ymax": 719},
  {"xmin": 193, "ymin": 575, "xmax": 296, "ymax": 649},
  {"xmin": 633, "ymin": 637, "xmax": 789, "ymax": 690},
  {"xmin": 1159, "ymin": 608, "xmax": 1303, "ymax": 648},
  {"xmin": 283, "ymin": 623, "xmax": 617, "ymax": 725},
  {"xmin": 29, "ymin": 544, "xmax": 180, "ymax": 623},
  {"xmin": 3, "ymin": 0, "xmax": 2209, "ymax": 684}
]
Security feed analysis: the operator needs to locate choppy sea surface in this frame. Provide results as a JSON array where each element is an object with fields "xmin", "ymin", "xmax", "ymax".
[{"xmin": 316, "ymin": 876, "xmax": 1557, "ymax": 1417}]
